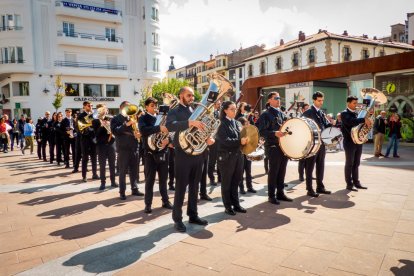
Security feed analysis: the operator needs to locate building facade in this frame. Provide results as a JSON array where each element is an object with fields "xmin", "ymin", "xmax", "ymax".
[{"xmin": 0, "ymin": 0, "xmax": 162, "ymax": 119}]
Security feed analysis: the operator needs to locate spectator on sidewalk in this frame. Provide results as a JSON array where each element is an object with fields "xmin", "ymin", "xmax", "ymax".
[
  {"xmin": 10, "ymin": 118, "xmax": 20, "ymax": 151},
  {"xmin": 373, "ymin": 111, "xmax": 387, "ymax": 157},
  {"xmin": 384, "ymin": 113, "xmax": 402, "ymax": 158},
  {"xmin": 22, "ymin": 117, "xmax": 35, "ymax": 154}
]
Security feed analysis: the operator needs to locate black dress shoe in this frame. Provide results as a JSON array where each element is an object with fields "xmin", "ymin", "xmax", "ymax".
[
  {"xmin": 175, "ymin": 221, "xmax": 186, "ymax": 232},
  {"xmin": 316, "ymin": 188, "xmax": 332, "ymax": 194},
  {"xmin": 299, "ymin": 176, "xmax": 305, "ymax": 182},
  {"xmin": 268, "ymin": 197, "xmax": 280, "ymax": 205},
  {"xmin": 120, "ymin": 194, "xmax": 127, "ymax": 200},
  {"xmin": 99, "ymin": 184, "xmax": 105, "ymax": 190},
  {"xmin": 144, "ymin": 205, "xmax": 152, "ymax": 213},
  {"xmin": 189, "ymin": 216, "xmax": 208, "ymax": 226},
  {"xmin": 168, "ymin": 185, "xmax": 175, "ymax": 191},
  {"xmin": 162, "ymin": 201, "xmax": 173, "ymax": 209},
  {"xmin": 239, "ymin": 189, "xmax": 246, "ymax": 195},
  {"xmin": 200, "ymin": 194, "xmax": 212, "ymax": 201},
  {"xmin": 92, "ymin": 174, "xmax": 100, "ymax": 180},
  {"xmin": 346, "ymin": 186, "xmax": 358, "ymax": 191},
  {"xmin": 247, "ymin": 188, "xmax": 257, "ymax": 193},
  {"xmin": 307, "ymin": 190, "xmax": 319, "ymax": 197},
  {"xmin": 131, "ymin": 189, "xmax": 144, "ymax": 196},
  {"xmin": 225, "ymin": 208, "xmax": 236, "ymax": 216},
  {"xmin": 111, "ymin": 182, "xmax": 119, "ymax": 188},
  {"xmin": 393, "ymin": 155, "xmax": 400, "ymax": 158},
  {"xmin": 65, "ymin": 164, "xmax": 70, "ymax": 169},
  {"xmin": 277, "ymin": 194, "xmax": 293, "ymax": 202},
  {"xmin": 72, "ymin": 169, "xmax": 79, "ymax": 173},
  {"xmin": 82, "ymin": 177, "xmax": 87, "ymax": 183},
  {"xmin": 354, "ymin": 184, "xmax": 368, "ymax": 189},
  {"xmin": 233, "ymin": 206, "xmax": 247, "ymax": 213}
]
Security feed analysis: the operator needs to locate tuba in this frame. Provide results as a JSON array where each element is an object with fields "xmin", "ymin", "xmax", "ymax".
[
  {"xmin": 121, "ymin": 104, "xmax": 141, "ymax": 141},
  {"xmin": 351, "ymin": 88, "xmax": 387, "ymax": 144},
  {"xmin": 78, "ymin": 113, "xmax": 94, "ymax": 134},
  {"xmin": 148, "ymin": 93, "xmax": 178, "ymax": 151},
  {"xmin": 178, "ymin": 73, "xmax": 234, "ymax": 155}
]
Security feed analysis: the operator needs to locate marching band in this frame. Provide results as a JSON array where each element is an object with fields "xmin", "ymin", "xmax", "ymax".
[{"xmin": 24, "ymin": 74, "xmax": 384, "ymax": 233}]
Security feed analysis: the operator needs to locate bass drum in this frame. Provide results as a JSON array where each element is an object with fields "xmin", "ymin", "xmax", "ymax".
[
  {"xmin": 279, "ymin": 118, "xmax": 321, "ymax": 160},
  {"xmin": 321, "ymin": 127, "xmax": 343, "ymax": 151}
]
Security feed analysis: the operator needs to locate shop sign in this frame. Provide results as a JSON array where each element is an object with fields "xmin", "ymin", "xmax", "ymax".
[{"xmin": 74, "ymin": 97, "xmax": 115, "ymax": 102}]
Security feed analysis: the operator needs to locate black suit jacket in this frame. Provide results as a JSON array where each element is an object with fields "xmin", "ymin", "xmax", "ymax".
[
  {"xmin": 61, "ymin": 117, "xmax": 75, "ymax": 140},
  {"xmin": 256, "ymin": 107, "xmax": 287, "ymax": 147},
  {"xmin": 302, "ymin": 106, "xmax": 332, "ymax": 131},
  {"xmin": 216, "ymin": 118, "xmax": 241, "ymax": 152},
  {"xmin": 110, "ymin": 114, "xmax": 138, "ymax": 151},
  {"xmin": 166, "ymin": 104, "xmax": 192, "ymax": 152},
  {"xmin": 139, "ymin": 112, "xmax": 162, "ymax": 152},
  {"xmin": 340, "ymin": 108, "xmax": 365, "ymax": 143}
]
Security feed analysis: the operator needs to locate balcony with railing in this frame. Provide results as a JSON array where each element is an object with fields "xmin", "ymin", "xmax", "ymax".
[
  {"xmin": 57, "ymin": 30, "xmax": 123, "ymax": 50},
  {"xmin": 0, "ymin": 26, "xmax": 23, "ymax": 32},
  {"xmin": 55, "ymin": 1, "xmax": 122, "ymax": 23},
  {"xmin": 54, "ymin": 60, "xmax": 127, "ymax": 70}
]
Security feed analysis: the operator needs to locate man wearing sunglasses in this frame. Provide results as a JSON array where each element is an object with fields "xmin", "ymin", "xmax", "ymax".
[{"xmin": 257, "ymin": 92, "xmax": 293, "ymax": 205}]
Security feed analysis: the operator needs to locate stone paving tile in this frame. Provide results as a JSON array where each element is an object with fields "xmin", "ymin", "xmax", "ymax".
[
  {"xmin": 0, "ymin": 258, "xmax": 43, "ymax": 276},
  {"xmin": 403, "ymin": 200, "xmax": 414, "ymax": 211},
  {"xmin": 329, "ymin": 247, "xmax": 384, "ymax": 276},
  {"xmin": 344, "ymin": 231, "xmax": 392, "ymax": 254},
  {"xmin": 395, "ymin": 219, "xmax": 414, "ymax": 235},
  {"xmin": 231, "ymin": 244, "xmax": 292, "ymax": 274},
  {"xmin": 220, "ymin": 263, "xmax": 269, "ymax": 275},
  {"xmin": 222, "ymin": 228, "xmax": 273, "ymax": 249},
  {"xmin": 389, "ymin": 232, "xmax": 414, "ymax": 253},
  {"xmin": 115, "ymin": 261, "xmax": 171, "ymax": 276},
  {"xmin": 400, "ymin": 209, "xmax": 414, "ymax": 221},
  {"xmin": 265, "ymin": 229, "xmax": 311, "ymax": 251},
  {"xmin": 16, "ymin": 240, "xmax": 80, "ymax": 263},
  {"xmin": 303, "ymin": 230, "xmax": 349, "ymax": 253},
  {"xmin": 356, "ymin": 218, "xmax": 397, "ymax": 236},
  {"xmin": 322, "ymin": 267, "xmax": 364, "ymax": 276},
  {"xmin": 271, "ymin": 266, "xmax": 319, "ymax": 275},
  {"xmin": 280, "ymin": 246, "xmax": 338, "ymax": 275},
  {"xmin": 378, "ymin": 249, "xmax": 414, "ymax": 276},
  {"xmin": 365, "ymin": 208, "xmax": 401, "ymax": 222}
]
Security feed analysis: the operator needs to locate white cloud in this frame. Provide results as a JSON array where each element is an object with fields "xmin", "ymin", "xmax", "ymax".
[{"xmin": 159, "ymin": 0, "xmax": 414, "ymax": 72}]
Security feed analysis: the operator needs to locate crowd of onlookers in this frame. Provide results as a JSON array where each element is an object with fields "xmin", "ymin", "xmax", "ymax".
[{"xmin": 373, "ymin": 111, "xmax": 403, "ymax": 158}]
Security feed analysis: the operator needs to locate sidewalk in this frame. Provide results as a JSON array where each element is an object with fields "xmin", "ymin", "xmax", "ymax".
[{"xmin": 0, "ymin": 144, "xmax": 413, "ymax": 275}]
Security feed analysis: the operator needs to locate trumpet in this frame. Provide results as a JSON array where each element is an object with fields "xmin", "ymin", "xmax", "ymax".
[{"xmin": 121, "ymin": 104, "xmax": 141, "ymax": 141}]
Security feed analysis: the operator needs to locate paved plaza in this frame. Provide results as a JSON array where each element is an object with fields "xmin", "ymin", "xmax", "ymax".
[{"xmin": 0, "ymin": 144, "xmax": 413, "ymax": 275}]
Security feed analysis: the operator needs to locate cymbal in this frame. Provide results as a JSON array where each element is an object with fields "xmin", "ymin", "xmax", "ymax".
[
  {"xmin": 241, "ymin": 125, "xmax": 259, "ymax": 155},
  {"xmin": 360, "ymin": 88, "xmax": 387, "ymax": 105}
]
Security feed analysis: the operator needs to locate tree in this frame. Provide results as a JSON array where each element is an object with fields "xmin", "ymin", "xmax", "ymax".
[
  {"xmin": 52, "ymin": 75, "xmax": 65, "ymax": 112},
  {"xmin": 150, "ymin": 78, "xmax": 202, "ymax": 104}
]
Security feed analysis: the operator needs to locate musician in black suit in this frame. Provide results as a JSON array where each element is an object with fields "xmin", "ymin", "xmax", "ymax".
[
  {"xmin": 341, "ymin": 95, "xmax": 371, "ymax": 191},
  {"xmin": 298, "ymin": 103, "xmax": 309, "ymax": 181},
  {"xmin": 257, "ymin": 92, "xmax": 292, "ymax": 205},
  {"xmin": 72, "ymin": 112, "xmax": 82, "ymax": 173},
  {"xmin": 40, "ymin": 111, "xmax": 51, "ymax": 161},
  {"xmin": 111, "ymin": 101, "xmax": 144, "ymax": 200},
  {"xmin": 77, "ymin": 101, "xmax": 99, "ymax": 182},
  {"xmin": 92, "ymin": 104, "xmax": 117, "ymax": 190},
  {"xmin": 61, "ymin": 109, "xmax": 76, "ymax": 169},
  {"xmin": 166, "ymin": 86, "xmax": 215, "ymax": 232},
  {"xmin": 302, "ymin": 91, "xmax": 332, "ymax": 197},
  {"xmin": 53, "ymin": 112, "xmax": 65, "ymax": 166},
  {"xmin": 216, "ymin": 101, "xmax": 248, "ymax": 215},
  {"xmin": 207, "ymin": 100, "xmax": 221, "ymax": 186},
  {"xmin": 139, "ymin": 97, "xmax": 173, "ymax": 213}
]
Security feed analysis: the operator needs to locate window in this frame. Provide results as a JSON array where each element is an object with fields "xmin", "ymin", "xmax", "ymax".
[
  {"xmin": 260, "ymin": 61, "xmax": 266, "ymax": 75},
  {"xmin": 63, "ymin": 22, "xmax": 75, "ymax": 37},
  {"xmin": 108, "ymin": 108, "xmax": 118, "ymax": 116},
  {"xmin": 248, "ymin": 64, "xmax": 253, "ymax": 77},
  {"xmin": 216, "ymin": 59, "xmax": 222, "ymax": 67},
  {"xmin": 84, "ymin": 84, "xmax": 102, "ymax": 97},
  {"xmin": 202, "ymin": 76, "xmax": 207, "ymax": 83},
  {"xmin": 1, "ymin": 47, "xmax": 8, "ymax": 63},
  {"xmin": 151, "ymin": 7, "xmax": 159, "ymax": 21},
  {"xmin": 17, "ymin": 47, "xmax": 23, "ymax": 63},
  {"xmin": 223, "ymin": 59, "xmax": 226, "ymax": 67},
  {"xmin": 152, "ymin": 58, "xmax": 159, "ymax": 72},
  {"xmin": 1, "ymin": 84, "xmax": 10, "ymax": 99},
  {"xmin": 229, "ymin": 69, "xmax": 235, "ymax": 80},
  {"xmin": 64, "ymin": 83, "xmax": 79, "ymax": 96},
  {"xmin": 0, "ymin": 14, "xmax": 22, "ymax": 31},
  {"xmin": 105, "ymin": 28, "xmax": 116, "ymax": 42},
  {"xmin": 239, "ymin": 80, "xmax": 243, "ymax": 89},
  {"xmin": 309, "ymin": 48, "xmax": 315, "ymax": 63},
  {"xmin": 1, "ymin": 47, "xmax": 23, "ymax": 63},
  {"xmin": 151, "ymin": 32, "xmax": 159, "ymax": 46},
  {"xmin": 106, "ymin": 84, "xmax": 119, "ymax": 97},
  {"xmin": 142, "ymin": 6, "xmax": 145, "ymax": 19},
  {"xmin": 276, "ymin": 57, "xmax": 282, "ymax": 70},
  {"xmin": 12, "ymin": 82, "xmax": 29, "ymax": 96},
  {"xmin": 362, "ymin": 49, "xmax": 369, "ymax": 59},
  {"xmin": 344, "ymin": 47, "xmax": 351, "ymax": 61},
  {"xmin": 292, "ymin": 53, "xmax": 299, "ymax": 67},
  {"xmin": 21, "ymin": 108, "xmax": 31, "ymax": 117},
  {"xmin": 239, "ymin": 68, "xmax": 243, "ymax": 78},
  {"xmin": 379, "ymin": 50, "xmax": 385, "ymax": 57}
]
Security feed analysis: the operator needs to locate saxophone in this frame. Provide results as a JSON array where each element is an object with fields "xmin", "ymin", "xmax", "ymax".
[
  {"xmin": 178, "ymin": 73, "xmax": 234, "ymax": 155},
  {"xmin": 351, "ymin": 88, "xmax": 387, "ymax": 144},
  {"xmin": 147, "ymin": 93, "xmax": 179, "ymax": 151}
]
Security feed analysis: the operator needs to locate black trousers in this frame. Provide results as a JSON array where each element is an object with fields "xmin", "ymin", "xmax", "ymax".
[
  {"xmin": 343, "ymin": 139, "xmax": 363, "ymax": 187},
  {"xmin": 48, "ymin": 137, "xmax": 55, "ymax": 163},
  {"xmin": 207, "ymin": 143, "xmax": 221, "ymax": 182},
  {"xmin": 266, "ymin": 146, "xmax": 288, "ymax": 198},
  {"xmin": 239, "ymin": 155, "xmax": 253, "ymax": 190},
  {"xmin": 56, "ymin": 138, "xmax": 64, "ymax": 163},
  {"xmin": 80, "ymin": 136, "xmax": 97, "ymax": 178},
  {"xmin": 305, "ymin": 144, "xmax": 326, "ymax": 191},
  {"xmin": 218, "ymin": 151, "xmax": 244, "ymax": 209},
  {"xmin": 63, "ymin": 138, "xmax": 76, "ymax": 167},
  {"xmin": 144, "ymin": 151, "xmax": 169, "ymax": 206},
  {"xmin": 168, "ymin": 147, "xmax": 175, "ymax": 187},
  {"xmin": 97, "ymin": 143, "xmax": 116, "ymax": 185},
  {"xmin": 41, "ymin": 136, "xmax": 48, "ymax": 160},
  {"xmin": 118, "ymin": 148, "xmax": 138, "ymax": 194},
  {"xmin": 37, "ymin": 139, "xmax": 42, "ymax": 159},
  {"xmin": 199, "ymin": 155, "xmax": 208, "ymax": 196},
  {"xmin": 73, "ymin": 136, "xmax": 82, "ymax": 170},
  {"xmin": 172, "ymin": 150, "xmax": 204, "ymax": 223},
  {"xmin": 298, "ymin": 159, "xmax": 305, "ymax": 178},
  {"xmin": 264, "ymin": 155, "xmax": 269, "ymax": 173}
]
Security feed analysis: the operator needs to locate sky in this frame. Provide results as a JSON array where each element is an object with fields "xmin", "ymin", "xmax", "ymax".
[{"xmin": 158, "ymin": 0, "xmax": 414, "ymax": 72}]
